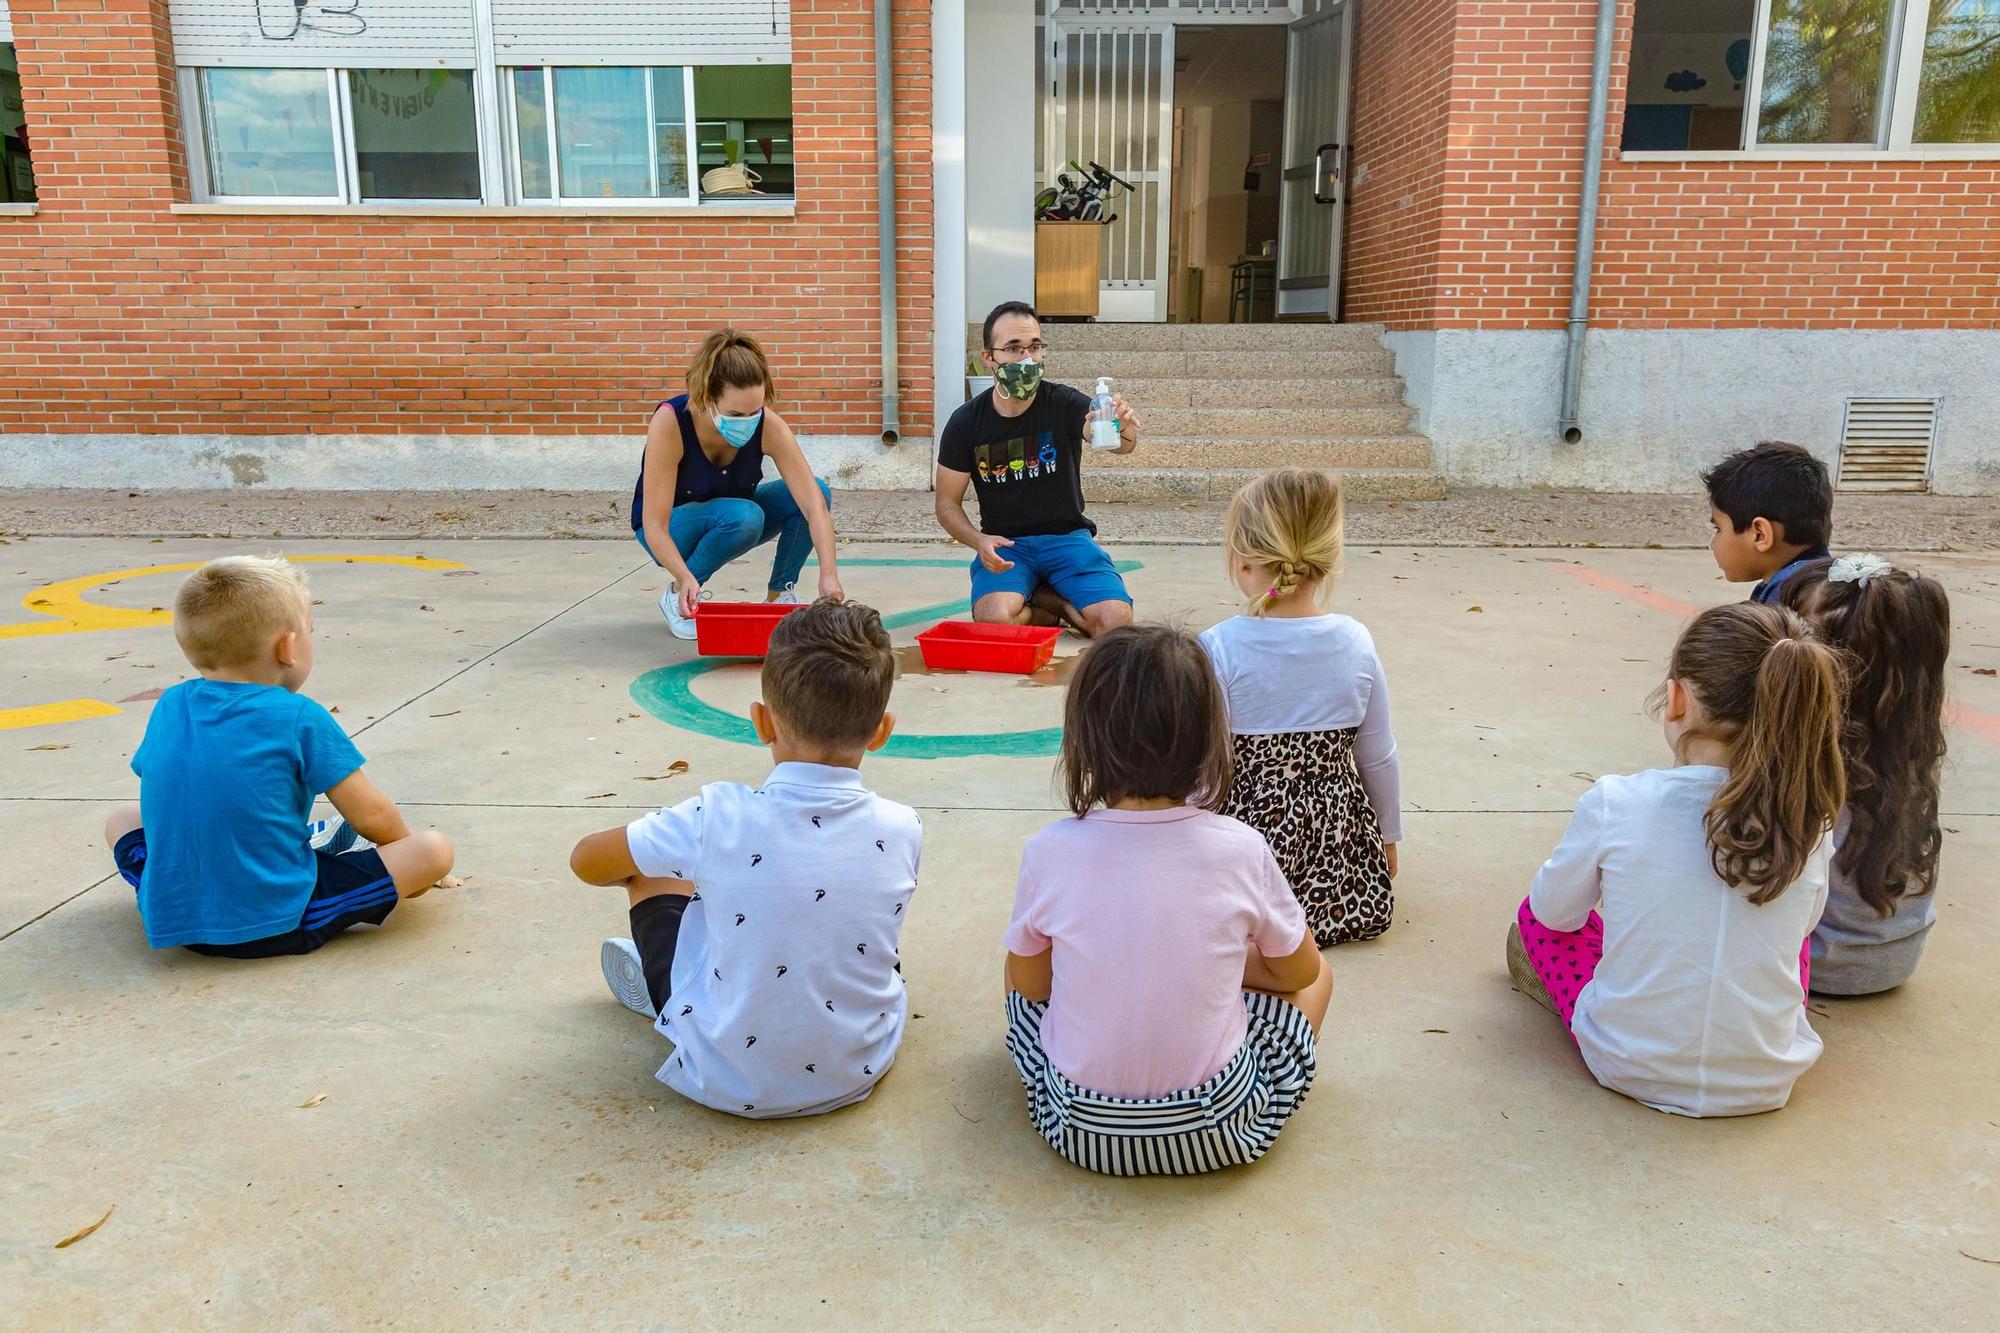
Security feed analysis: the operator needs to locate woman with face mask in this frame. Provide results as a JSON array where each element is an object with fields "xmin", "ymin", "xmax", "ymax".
[{"xmin": 631, "ymin": 329, "xmax": 842, "ymax": 639}]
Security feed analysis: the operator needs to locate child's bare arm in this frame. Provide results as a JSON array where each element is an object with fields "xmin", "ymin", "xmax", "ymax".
[
  {"xmin": 570, "ymin": 827, "xmax": 645, "ymax": 886},
  {"xmin": 1243, "ymin": 932, "xmax": 1320, "ymax": 995},
  {"xmin": 325, "ymin": 770, "xmax": 413, "ymax": 845},
  {"xmin": 1004, "ymin": 949, "xmax": 1053, "ymax": 1003}
]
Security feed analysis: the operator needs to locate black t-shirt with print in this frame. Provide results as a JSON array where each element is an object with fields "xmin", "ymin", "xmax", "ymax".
[{"xmin": 937, "ymin": 383, "xmax": 1094, "ymax": 538}]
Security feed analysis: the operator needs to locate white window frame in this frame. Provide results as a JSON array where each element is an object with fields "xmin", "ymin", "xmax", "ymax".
[
  {"xmin": 185, "ymin": 66, "xmax": 490, "ymax": 206},
  {"xmin": 1626, "ymin": 0, "xmax": 2000, "ymax": 160},
  {"xmin": 505, "ymin": 63, "xmax": 702, "ymax": 208}
]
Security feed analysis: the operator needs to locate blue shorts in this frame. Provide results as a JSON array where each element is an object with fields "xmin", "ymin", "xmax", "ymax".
[
  {"xmin": 969, "ymin": 530, "xmax": 1131, "ymax": 612},
  {"xmin": 115, "ymin": 828, "xmax": 399, "ymax": 958}
]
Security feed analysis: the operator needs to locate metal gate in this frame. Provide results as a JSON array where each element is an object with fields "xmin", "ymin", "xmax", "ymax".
[{"xmin": 1046, "ymin": 20, "xmax": 1176, "ymax": 322}]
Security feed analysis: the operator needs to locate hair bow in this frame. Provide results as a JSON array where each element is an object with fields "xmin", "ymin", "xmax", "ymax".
[{"xmin": 1827, "ymin": 553, "xmax": 1891, "ymax": 586}]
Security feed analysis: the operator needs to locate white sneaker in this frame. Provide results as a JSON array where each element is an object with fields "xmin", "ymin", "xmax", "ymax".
[
  {"xmin": 308, "ymin": 817, "xmax": 361, "ymax": 855},
  {"xmin": 771, "ymin": 585, "xmax": 802, "ymax": 606},
  {"xmin": 601, "ymin": 938, "xmax": 657, "ymax": 1018},
  {"xmin": 659, "ymin": 586, "xmax": 697, "ymax": 640}
]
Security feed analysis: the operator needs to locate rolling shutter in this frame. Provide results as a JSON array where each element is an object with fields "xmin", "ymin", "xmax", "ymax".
[
  {"xmin": 168, "ymin": 2, "xmax": 478, "ymax": 68},
  {"xmin": 0, "ymin": 3, "xmax": 12, "ymax": 44},
  {"xmin": 491, "ymin": 1, "xmax": 791, "ymax": 66},
  {"xmin": 1836, "ymin": 397, "xmax": 1939, "ymax": 493}
]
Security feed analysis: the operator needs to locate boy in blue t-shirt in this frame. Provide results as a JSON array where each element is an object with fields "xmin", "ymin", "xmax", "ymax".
[
  {"xmin": 1701, "ymin": 441, "xmax": 1835, "ymax": 605},
  {"xmin": 103, "ymin": 555, "xmax": 456, "ymax": 957}
]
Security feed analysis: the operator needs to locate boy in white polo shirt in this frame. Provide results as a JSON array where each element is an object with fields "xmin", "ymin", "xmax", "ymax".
[{"xmin": 568, "ymin": 599, "xmax": 921, "ymax": 1118}]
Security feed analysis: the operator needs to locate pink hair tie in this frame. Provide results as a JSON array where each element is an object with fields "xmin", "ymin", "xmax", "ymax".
[{"xmin": 1267, "ymin": 587, "xmax": 1280, "ymax": 598}]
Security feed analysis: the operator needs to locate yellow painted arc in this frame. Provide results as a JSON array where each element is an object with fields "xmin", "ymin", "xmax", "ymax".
[
  {"xmin": 0, "ymin": 698, "xmax": 123, "ymax": 731},
  {"xmin": 0, "ymin": 555, "xmax": 466, "ymax": 641}
]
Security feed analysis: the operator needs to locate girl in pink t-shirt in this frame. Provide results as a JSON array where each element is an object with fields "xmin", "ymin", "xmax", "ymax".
[{"xmin": 1002, "ymin": 624, "xmax": 1333, "ymax": 1176}]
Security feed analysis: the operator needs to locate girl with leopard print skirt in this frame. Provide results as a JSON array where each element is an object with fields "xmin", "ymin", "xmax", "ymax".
[{"xmin": 1198, "ymin": 468, "xmax": 1402, "ymax": 946}]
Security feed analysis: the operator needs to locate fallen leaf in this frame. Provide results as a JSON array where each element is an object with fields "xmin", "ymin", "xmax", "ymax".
[
  {"xmin": 638, "ymin": 761, "xmax": 691, "ymax": 781},
  {"xmin": 1569, "ymin": 770, "xmax": 1596, "ymax": 783},
  {"xmin": 428, "ymin": 710, "xmax": 461, "ymax": 718},
  {"xmin": 54, "ymin": 1206, "xmax": 114, "ymax": 1249},
  {"xmin": 1421, "ymin": 1028, "xmax": 1450, "ymax": 1035},
  {"xmin": 328, "ymin": 706, "xmax": 340, "ymax": 714},
  {"xmin": 418, "ymin": 605, "xmax": 436, "ymax": 613},
  {"xmin": 435, "ymin": 874, "xmax": 465, "ymax": 889},
  {"xmin": 298, "ymin": 1093, "xmax": 327, "ymax": 1109},
  {"xmin": 1960, "ymin": 1250, "xmax": 2000, "ymax": 1265},
  {"xmin": 1466, "ymin": 606, "xmax": 1484, "ymax": 613},
  {"xmin": 1974, "ymin": 667, "xmax": 1997, "ymax": 677},
  {"xmin": 587, "ymin": 792, "xmax": 617, "ymax": 800},
  {"xmin": 28, "ymin": 743, "xmax": 69, "ymax": 751}
]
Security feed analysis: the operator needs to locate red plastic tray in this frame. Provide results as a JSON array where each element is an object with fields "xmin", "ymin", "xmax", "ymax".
[
  {"xmin": 695, "ymin": 602, "xmax": 805, "ymax": 658},
  {"xmin": 916, "ymin": 621, "xmax": 1061, "ymax": 674}
]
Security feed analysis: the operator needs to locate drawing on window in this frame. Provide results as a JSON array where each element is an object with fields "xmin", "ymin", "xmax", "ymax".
[{"xmin": 257, "ymin": 1, "xmax": 369, "ymax": 42}]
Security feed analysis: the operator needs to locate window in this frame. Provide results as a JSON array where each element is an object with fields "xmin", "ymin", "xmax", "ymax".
[
  {"xmin": 1, "ymin": 41, "xmax": 39, "ymax": 204},
  {"xmin": 349, "ymin": 69, "xmax": 482, "ymax": 200},
  {"xmin": 1622, "ymin": 0, "xmax": 2000, "ymax": 151},
  {"xmin": 506, "ymin": 64, "xmax": 791, "ymax": 204}
]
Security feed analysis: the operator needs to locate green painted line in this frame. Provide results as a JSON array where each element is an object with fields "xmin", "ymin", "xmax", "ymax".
[{"xmin": 629, "ymin": 557, "xmax": 1143, "ymax": 761}]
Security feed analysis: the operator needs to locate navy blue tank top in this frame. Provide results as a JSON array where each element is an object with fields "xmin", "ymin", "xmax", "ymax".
[{"xmin": 630, "ymin": 394, "xmax": 768, "ymax": 530}]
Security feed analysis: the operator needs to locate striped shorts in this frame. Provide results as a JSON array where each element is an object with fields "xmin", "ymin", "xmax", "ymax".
[{"xmin": 1004, "ymin": 990, "xmax": 1318, "ymax": 1176}]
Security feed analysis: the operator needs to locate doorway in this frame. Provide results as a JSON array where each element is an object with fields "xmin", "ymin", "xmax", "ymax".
[{"xmin": 1168, "ymin": 23, "xmax": 1287, "ymax": 323}]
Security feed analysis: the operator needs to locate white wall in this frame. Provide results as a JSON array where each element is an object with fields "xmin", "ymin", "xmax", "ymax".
[
  {"xmin": 1385, "ymin": 328, "xmax": 2000, "ymax": 495},
  {"xmin": 964, "ymin": 0, "xmax": 1035, "ymax": 324}
]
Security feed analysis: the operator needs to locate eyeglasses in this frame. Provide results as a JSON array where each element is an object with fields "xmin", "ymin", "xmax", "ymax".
[{"xmin": 987, "ymin": 341, "xmax": 1049, "ymax": 360}]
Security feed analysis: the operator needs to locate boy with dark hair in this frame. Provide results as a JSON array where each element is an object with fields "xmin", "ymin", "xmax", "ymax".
[
  {"xmin": 569, "ymin": 599, "xmax": 922, "ymax": 1119},
  {"xmin": 1701, "ymin": 441, "xmax": 1835, "ymax": 605}
]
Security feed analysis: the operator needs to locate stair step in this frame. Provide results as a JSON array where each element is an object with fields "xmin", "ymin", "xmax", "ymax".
[
  {"xmin": 1083, "ymin": 436, "xmax": 1435, "ymax": 470},
  {"xmin": 1055, "ymin": 347, "xmax": 1397, "ymax": 379},
  {"xmin": 1139, "ymin": 405, "xmax": 1415, "ymax": 437},
  {"xmin": 1083, "ymin": 467, "xmax": 1447, "ymax": 504},
  {"xmin": 1049, "ymin": 376, "xmax": 1406, "ymax": 408},
  {"xmin": 1039, "ymin": 321, "xmax": 1391, "ymax": 350}
]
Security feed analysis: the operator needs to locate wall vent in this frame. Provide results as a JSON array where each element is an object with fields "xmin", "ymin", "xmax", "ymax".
[{"xmin": 1836, "ymin": 397, "xmax": 1938, "ymax": 493}]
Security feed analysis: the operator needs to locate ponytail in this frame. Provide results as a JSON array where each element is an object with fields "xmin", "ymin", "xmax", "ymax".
[
  {"xmin": 685, "ymin": 328, "xmax": 777, "ymax": 415},
  {"xmin": 1668, "ymin": 603, "xmax": 1846, "ymax": 903}
]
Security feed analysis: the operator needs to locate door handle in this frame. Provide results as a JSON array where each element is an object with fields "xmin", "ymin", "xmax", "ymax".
[{"xmin": 1313, "ymin": 143, "xmax": 1341, "ymax": 204}]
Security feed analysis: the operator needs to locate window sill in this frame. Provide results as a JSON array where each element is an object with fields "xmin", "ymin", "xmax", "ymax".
[
  {"xmin": 0, "ymin": 202, "xmax": 37, "ymax": 216},
  {"xmin": 1620, "ymin": 148, "xmax": 2000, "ymax": 163},
  {"xmin": 168, "ymin": 202, "xmax": 798, "ymax": 219}
]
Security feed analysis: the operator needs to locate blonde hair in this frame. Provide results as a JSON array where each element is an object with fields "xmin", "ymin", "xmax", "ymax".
[
  {"xmin": 1224, "ymin": 467, "xmax": 1345, "ymax": 615},
  {"xmin": 685, "ymin": 328, "xmax": 778, "ymax": 415},
  {"xmin": 173, "ymin": 555, "xmax": 311, "ymax": 671}
]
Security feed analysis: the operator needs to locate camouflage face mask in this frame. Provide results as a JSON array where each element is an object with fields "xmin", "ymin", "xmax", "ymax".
[{"xmin": 992, "ymin": 358, "xmax": 1044, "ymax": 400}]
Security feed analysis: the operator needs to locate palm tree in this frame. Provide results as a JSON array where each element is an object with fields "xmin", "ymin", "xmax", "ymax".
[{"xmin": 1758, "ymin": 0, "xmax": 2000, "ymax": 143}]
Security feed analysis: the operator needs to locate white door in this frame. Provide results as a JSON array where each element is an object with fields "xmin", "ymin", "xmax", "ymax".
[
  {"xmin": 1047, "ymin": 19, "xmax": 1175, "ymax": 322},
  {"xmin": 1276, "ymin": 1, "xmax": 1354, "ymax": 319}
]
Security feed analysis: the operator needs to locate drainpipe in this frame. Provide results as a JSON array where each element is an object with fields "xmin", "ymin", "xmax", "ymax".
[
  {"xmin": 875, "ymin": 0, "xmax": 903, "ymax": 445},
  {"xmin": 1558, "ymin": 0, "xmax": 1619, "ymax": 445}
]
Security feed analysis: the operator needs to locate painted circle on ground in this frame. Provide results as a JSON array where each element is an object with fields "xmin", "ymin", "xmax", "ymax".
[{"xmin": 628, "ymin": 556, "xmax": 1141, "ymax": 761}]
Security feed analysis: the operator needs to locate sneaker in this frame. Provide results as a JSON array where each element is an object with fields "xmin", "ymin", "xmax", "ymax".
[
  {"xmin": 659, "ymin": 586, "xmax": 698, "ymax": 640},
  {"xmin": 771, "ymin": 585, "xmax": 802, "ymax": 606},
  {"xmin": 308, "ymin": 817, "xmax": 359, "ymax": 855},
  {"xmin": 601, "ymin": 938, "xmax": 657, "ymax": 1018},
  {"xmin": 1506, "ymin": 922, "xmax": 1558, "ymax": 1016}
]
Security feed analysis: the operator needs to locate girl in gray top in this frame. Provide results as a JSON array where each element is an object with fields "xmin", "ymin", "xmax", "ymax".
[{"xmin": 1783, "ymin": 555, "xmax": 1952, "ymax": 995}]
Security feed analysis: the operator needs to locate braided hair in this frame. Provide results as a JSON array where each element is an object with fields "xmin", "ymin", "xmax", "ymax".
[{"xmin": 1224, "ymin": 468, "xmax": 1345, "ymax": 616}]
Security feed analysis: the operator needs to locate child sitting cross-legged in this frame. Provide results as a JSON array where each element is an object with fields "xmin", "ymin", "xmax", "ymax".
[
  {"xmin": 1508, "ymin": 602, "xmax": 1845, "ymax": 1117},
  {"xmin": 104, "ymin": 556, "xmax": 456, "ymax": 958},
  {"xmin": 569, "ymin": 599, "xmax": 921, "ymax": 1119},
  {"xmin": 1003, "ymin": 625, "xmax": 1332, "ymax": 1175}
]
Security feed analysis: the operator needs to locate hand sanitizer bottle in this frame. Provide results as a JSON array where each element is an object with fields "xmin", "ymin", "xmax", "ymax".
[{"xmin": 1087, "ymin": 377, "xmax": 1121, "ymax": 451}]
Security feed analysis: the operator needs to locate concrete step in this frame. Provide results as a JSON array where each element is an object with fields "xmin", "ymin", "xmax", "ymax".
[
  {"xmin": 1053, "ymin": 346, "xmax": 1397, "ymax": 380},
  {"xmin": 1050, "ymin": 375, "xmax": 1406, "ymax": 408},
  {"xmin": 1083, "ymin": 466, "xmax": 1447, "ymax": 503},
  {"xmin": 1039, "ymin": 321, "xmax": 1390, "ymax": 351},
  {"xmin": 1138, "ymin": 404, "xmax": 1416, "ymax": 438},
  {"xmin": 1082, "ymin": 435, "xmax": 1435, "ymax": 471}
]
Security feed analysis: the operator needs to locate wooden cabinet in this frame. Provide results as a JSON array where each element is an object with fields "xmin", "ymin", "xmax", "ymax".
[{"xmin": 1035, "ymin": 222, "xmax": 1101, "ymax": 319}]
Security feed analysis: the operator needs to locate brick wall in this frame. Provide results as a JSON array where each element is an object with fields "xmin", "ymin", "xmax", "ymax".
[
  {"xmin": 1342, "ymin": 0, "xmax": 2000, "ymax": 333},
  {"xmin": 0, "ymin": 0, "xmax": 934, "ymax": 439},
  {"xmin": 1342, "ymin": 0, "xmax": 1455, "ymax": 329}
]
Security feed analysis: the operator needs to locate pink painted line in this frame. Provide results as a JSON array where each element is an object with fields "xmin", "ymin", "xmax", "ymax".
[{"xmin": 1554, "ymin": 560, "xmax": 2000, "ymax": 748}]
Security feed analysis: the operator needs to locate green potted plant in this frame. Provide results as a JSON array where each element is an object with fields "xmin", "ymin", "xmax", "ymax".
[{"xmin": 965, "ymin": 350, "xmax": 994, "ymax": 401}]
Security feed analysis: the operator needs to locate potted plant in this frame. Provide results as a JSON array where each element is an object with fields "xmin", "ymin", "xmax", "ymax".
[{"xmin": 965, "ymin": 351, "xmax": 993, "ymax": 401}]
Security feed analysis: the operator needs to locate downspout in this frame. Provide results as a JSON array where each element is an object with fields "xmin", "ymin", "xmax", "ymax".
[
  {"xmin": 875, "ymin": 0, "xmax": 903, "ymax": 444},
  {"xmin": 1558, "ymin": 0, "xmax": 1619, "ymax": 445}
]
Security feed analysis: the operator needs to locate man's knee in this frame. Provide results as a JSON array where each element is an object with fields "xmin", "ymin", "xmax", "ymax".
[
  {"xmin": 1080, "ymin": 601, "xmax": 1133, "ymax": 637},
  {"xmin": 972, "ymin": 593, "xmax": 1028, "ymax": 624}
]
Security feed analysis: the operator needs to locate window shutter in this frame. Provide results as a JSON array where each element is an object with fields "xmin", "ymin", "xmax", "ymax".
[
  {"xmin": 168, "ymin": 2, "xmax": 478, "ymax": 68},
  {"xmin": 490, "ymin": 1, "xmax": 791, "ymax": 66},
  {"xmin": 1837, "ymin": 397, "xmax": 1939, "ymax": 493}
]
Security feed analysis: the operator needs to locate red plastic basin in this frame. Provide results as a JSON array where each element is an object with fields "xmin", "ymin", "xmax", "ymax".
[
  {"xmin": 916, "ymin": 621, "xmax": 1061, "ymax": 674},
  {"xmin": 695, "ymin": 602, "xmax": 805, "ymax": 658}
]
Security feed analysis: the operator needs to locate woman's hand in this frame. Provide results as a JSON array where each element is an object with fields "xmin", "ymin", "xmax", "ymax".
[
  {"xmin": 678, "ymin": 580, "xmax": 704, "ymax": 620},
  {"xmin": 817, "ymin": 569, "xmax": 846, "ymax": 603}
]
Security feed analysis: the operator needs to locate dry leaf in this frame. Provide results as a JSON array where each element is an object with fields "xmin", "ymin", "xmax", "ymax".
[
  {"xmin": 428, "ymin": 710, "xmax": 461, "ymax": 718},
  {"xmin": 54, "ymin": 1206, "xmax": 114, "ymax": 1249},
  {"xmin": 418, "ymin": 605, "xmax": 436, "ymax": 612},
  {"xmin": 1974, "ymin": 667, "xmax": 1997, "ymax": 677},
  {"xmin": 587, "ymin": 792, "xmax": 617, "ymax": 800},
  {"xmin": 28, "ymin": 743, "xmax": 69, "ymax": 751},
  {"xmin": 298, "ymin": 1093, "xmax": 327, "ymax": 1109},
  {"xmin": 435, "ymin": 874, "xmax": 465, "ymax": 889},
  {"xmin": 1466, "ymin": 605, "xmax": 1484, "ymax": 613},
  {"xmin": 328, "ymin": 705, "xmax": 340, "ymax": 714},
  {"xmin": 638, "ymin": 760, "xmax": 691, "ymax": 782}
]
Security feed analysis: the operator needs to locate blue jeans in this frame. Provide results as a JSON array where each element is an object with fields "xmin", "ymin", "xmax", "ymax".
[{"xmin": 637, "ymin": 478, "xmax": 831, "ymax": 593}]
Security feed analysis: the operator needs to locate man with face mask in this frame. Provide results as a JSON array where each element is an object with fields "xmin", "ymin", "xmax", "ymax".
[{"xmin": 935, "ymin": 301, "xmax": 1143, "ymax": 638}]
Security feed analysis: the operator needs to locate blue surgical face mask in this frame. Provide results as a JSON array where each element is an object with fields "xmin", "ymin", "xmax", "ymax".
[{"xmin": 713, "ymin": 409, "xmax": 763, "ymax": 448}]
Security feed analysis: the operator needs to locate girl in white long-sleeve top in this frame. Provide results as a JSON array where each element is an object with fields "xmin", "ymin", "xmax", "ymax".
[
  {"xmin": 1508, "ymin": 602, "xmax": 1846, "ymax": 1117},
  {"xmin": 1200, "ymin": 468, "xmax": 1401, "ymax": 946}
]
